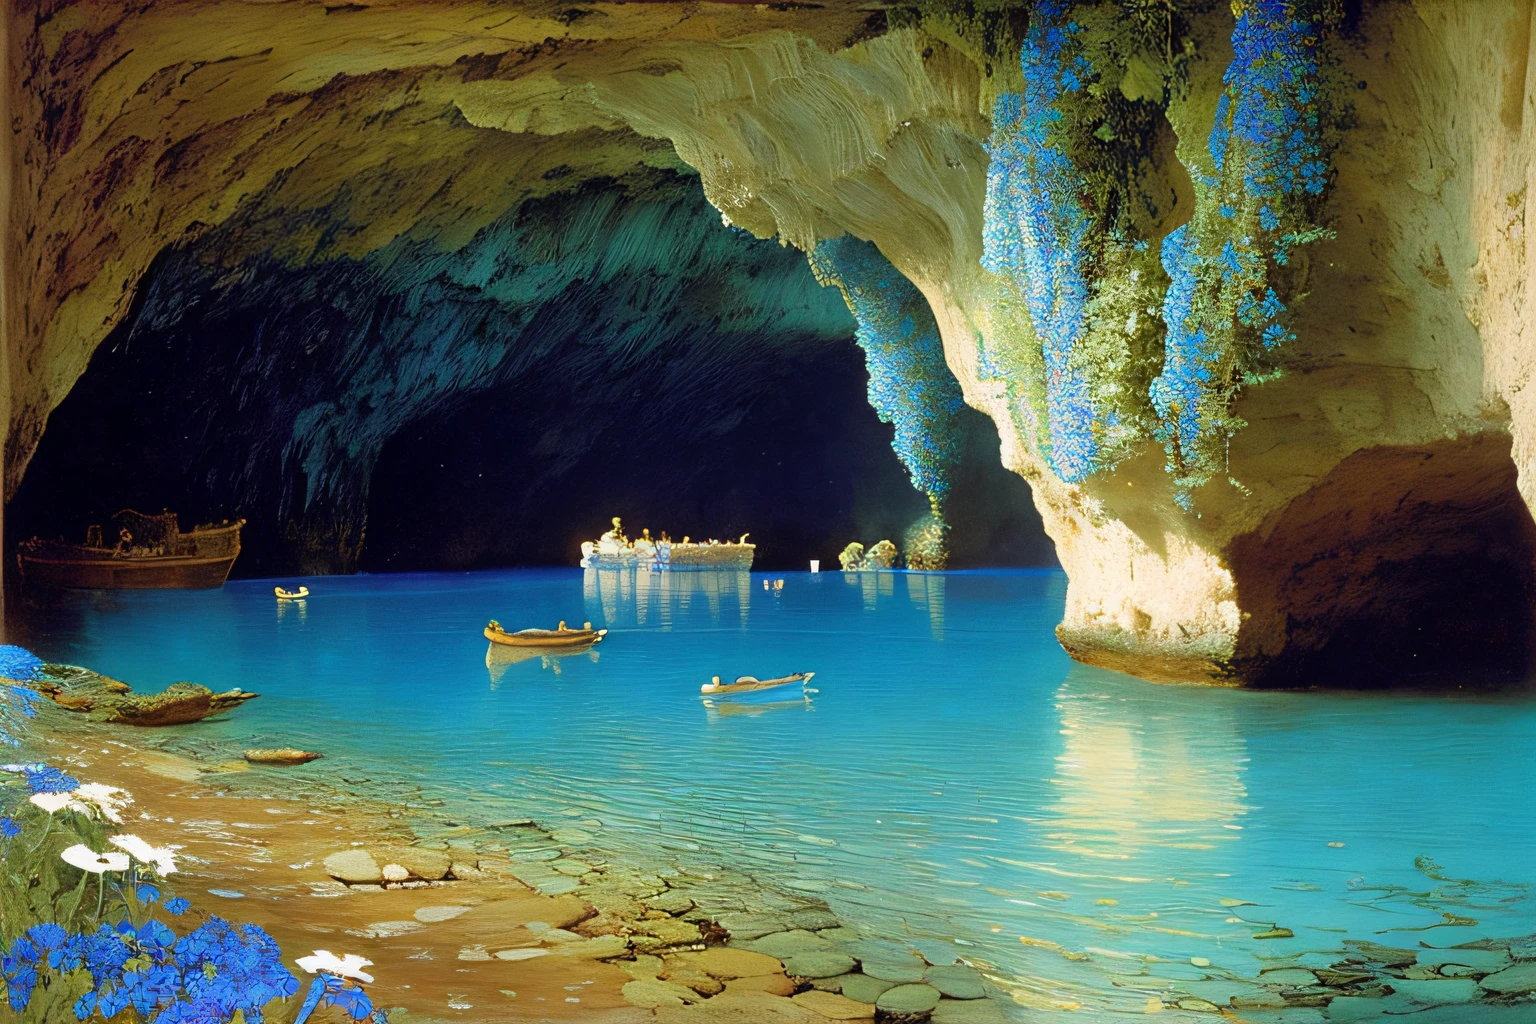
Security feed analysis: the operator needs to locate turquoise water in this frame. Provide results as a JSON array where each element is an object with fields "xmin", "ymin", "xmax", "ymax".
[{"xmin": 18, "ymin": 568, "xmax": 1536, "ymax": 1017}]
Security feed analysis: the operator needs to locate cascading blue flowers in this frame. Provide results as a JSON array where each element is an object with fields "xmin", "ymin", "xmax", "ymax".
[
  {"xmin": 1149, "ymin": 0, "xmax": 1335, "ymax": 500},
  {"xmin": 0, "ymin": 646, "xmax": 45, "ymax": 748},
  {"xmin": 806, "ymin": 236, "xmax": 966, "ymax": 507},
  {"xmin": 981, "ymin": 0, "xmax": 1100, "ymax": 481}
]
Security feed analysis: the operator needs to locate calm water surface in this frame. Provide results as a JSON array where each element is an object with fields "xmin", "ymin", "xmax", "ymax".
[{"xmin": 19, "ymin": 568, "xmax": 1536, "ymax": 1018}]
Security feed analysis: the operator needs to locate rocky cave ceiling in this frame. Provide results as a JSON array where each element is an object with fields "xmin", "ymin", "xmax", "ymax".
[{"xmin": 7, "ymin": 0, "xmax": 1536, "ymax": 686}]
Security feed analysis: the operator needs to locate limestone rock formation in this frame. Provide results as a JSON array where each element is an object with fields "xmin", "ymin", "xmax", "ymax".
[
  {"xmin": 8, "ymin": 0, "xmax": 1536, "ymax": 685},
  {"xmin": 32, "ymin": 664, "xmax": 258, "ymax": 725}
]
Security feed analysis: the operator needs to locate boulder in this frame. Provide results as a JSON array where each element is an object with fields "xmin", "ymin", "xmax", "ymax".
[
  {"xmin": 323, "ymin": 849, "xmax": 382, "ymax": 884},
  {"xmin": 647, "ymin": 890, "xmax": 698, "ymax": 915}
]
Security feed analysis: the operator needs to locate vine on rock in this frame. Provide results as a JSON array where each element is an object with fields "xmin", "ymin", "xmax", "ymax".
[
  {"xmin": 1150, "ymin": 0, "xmax": 1342, "ymax": 504},
  {"xmin": 979, "ymin": 0, "xmax": 1182, "ymax": 483},
  {"xmin": 808, "ymin": 236, "xmax": 966, "ymax": 561}
]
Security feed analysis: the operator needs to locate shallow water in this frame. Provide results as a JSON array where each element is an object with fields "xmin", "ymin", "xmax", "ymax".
[{"xmin": 19, "ymin": 568, "xmax": 1536, "ymax": 1018}]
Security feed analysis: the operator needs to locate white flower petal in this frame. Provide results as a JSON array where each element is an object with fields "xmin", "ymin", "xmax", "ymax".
[
  {"xmin": 30, "ymin": 792, "xmax": 72, "ymax": 814},
  {"xmin": 297, "ymin": 949, "xmax": 374, "ymax": 983},
  {"xmin": 60, "ymin": 844, "xmax": 129, "ymax": 874}
]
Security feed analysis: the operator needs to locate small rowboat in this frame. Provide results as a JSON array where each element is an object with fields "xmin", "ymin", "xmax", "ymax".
[
  {"xmin": 701, "ymin": 671, "xmax": 815, "ymax": 695},
  {"xmin": 275, "ymin": 586, "xmax": 309, "ymax": 600},
  {"xmin": 484, "ymin": 620, "xmax": 607, "ymax": 648}
]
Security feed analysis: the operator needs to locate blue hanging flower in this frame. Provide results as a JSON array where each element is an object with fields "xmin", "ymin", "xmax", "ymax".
[{"xmin": 165, "ymin": 897, "xmax": 191, "ymax": 917}]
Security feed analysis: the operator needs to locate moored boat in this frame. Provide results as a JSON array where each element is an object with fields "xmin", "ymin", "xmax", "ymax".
[
  {"xmin": 274, "ymin": 586, "xmax": 310, "ymax": 600},
  {"xmin": 484, "ymin": 620, "xmax": 607, "ymax": 647},
  {"xmin": 579, "ymin": 516, "xmax": 754, "ymax": 570},
  {"xmin": 700, "ymin": 671, "xmax": 815, "ymax": 695},
  {"xmin": 18, "ymin": 510, "xmax": 244, "ymax": 590}
]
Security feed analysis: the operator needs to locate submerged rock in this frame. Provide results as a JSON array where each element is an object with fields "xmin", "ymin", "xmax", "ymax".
[
  {"xmin": 1479, "ymin": 961, "xmax": 1536, "ymax": 995},
  {"xmin": 324, "ymin": 849, "xmax": 383, "ymax": 884},
  {"xmin": 875, "ymin": 983, "xmax": 941, "ymax": 1014},
  {"xmin": 36, "ymin": 664, "xmax": 258, "ymax": 726},
  {"xmin": 243, "ymin": 748, "xmax": 321, "ymax": 765},
  {"xmin": 791, "ymin": 990, "xmax": 874, "ymax": 1019},
  {"xmin": 923, "ymin": 965, "xmax": 984, "ymax": 1000}
]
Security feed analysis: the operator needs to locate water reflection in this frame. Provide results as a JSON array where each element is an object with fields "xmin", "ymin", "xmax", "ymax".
[
  {"xmin": 701, "ymin": 697, "xmax": 814, "ymax": 720},
  {"xmin": 485, "ymin": 643, "xmax": 600, "ymax": 685},
  {"xmin": 905, "ymin": 573, "xmax": 946, "ymax": 639},
  {"xmin": 583, "ymin": 567, "xmax": 752, "ymax": 628},
  {"xmin": 1042, "ymin": 666, "xmax": 1249, "ymax": 864}
]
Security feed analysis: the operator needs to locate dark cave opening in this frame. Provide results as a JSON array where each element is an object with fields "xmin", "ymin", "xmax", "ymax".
[
  {"xmin": 1229, "ymin": 434, "xmax": 1536, "ymax": 688},
  {"xmin": 361, "ymin": 341, "xmax": 1050, "ymax": 573},
  {"xmin": 7, "ymin": 173, "xmax": 1054, "ymax": 583}
]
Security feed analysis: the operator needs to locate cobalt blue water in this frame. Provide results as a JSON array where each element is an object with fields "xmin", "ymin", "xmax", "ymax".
[{"xmin": 18, "ymin": 568, "xmax": 1536, "ymax": 1017}]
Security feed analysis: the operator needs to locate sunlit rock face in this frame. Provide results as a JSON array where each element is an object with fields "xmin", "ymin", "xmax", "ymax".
[{"xmin": 9, "ymin": 0, "xmax": 1536, "ymax": 684}]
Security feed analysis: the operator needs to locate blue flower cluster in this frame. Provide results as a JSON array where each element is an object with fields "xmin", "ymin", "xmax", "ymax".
[
  {"xmin": 4, "ymin": 915, "xmax": 379, "ymax": 1023},
  {"xmin": 807, "ymin": 237, "xmax": 966, "ymax": 506},
  {"xmin": 0, "ymin": 646, "xmax": 44, "ymax": 747},
  {"xmin": 1149, "ymin": 0, "xmax": 1335, "ymax": 500},
  {"xmin": 1, "ymin": 762, "xmax": 80, "ymax": 793},
  {"xmin": 981, "ymin": 0, "xmax": 1100, "ymax": 481}
]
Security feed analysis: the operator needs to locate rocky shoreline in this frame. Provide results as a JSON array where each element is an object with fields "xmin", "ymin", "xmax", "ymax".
[{"xmin": 18, "ymin": 670, "xmax": 1535, "ymax": 1022}]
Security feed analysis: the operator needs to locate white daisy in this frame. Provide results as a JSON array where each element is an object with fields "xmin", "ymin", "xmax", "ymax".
[
  {"xmin": 29, "ymin": 791, "xmax": 74, "ymax": 814},
  {"xmin": 108, "ymin": 833, "xmax": 179, "ymax": 875},
  {"xmin": 72, "ymin": 783, "xmax": 132, "ymax": 823},
  {"xmin": 61, "ymin": 844, "xmax": 130, "ymax": 874},
  {"xmin": 296, "ymin": 950, "xmax": 375, "ymax": 984}
]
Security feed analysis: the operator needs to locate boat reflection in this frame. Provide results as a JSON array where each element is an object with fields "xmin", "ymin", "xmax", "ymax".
[
  {"xmin": 485, "ymin": 642, "xmax": 600, "ymax": 686},
  {"xmin": 583, "ymin": 567, "xmax": 752, "ymax": 629},
  {"xmin": 701, "ymin": 696, "xmax": 813, "ymax": 720}
]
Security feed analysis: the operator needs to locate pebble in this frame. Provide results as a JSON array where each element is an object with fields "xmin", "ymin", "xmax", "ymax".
[
  {"xmin": 715, "ymin": 911, "xmax": 790, "ymax": 939},
  {"xmin": 381, "ymin": 863, "xmax": 409, "ymax": 882},
  {"xmin": 413, "ymin": 904, "xmax": 471, "ymax": 923},
  {"xmin": 875, "ymin": 984, "xmax": 941, "ymax": 1014},
  {"xmin": 924, "ymin": 964, "xmax": 985, "ymax": 1000},
  {"xmin": 1175, "ymin": 997, "xmax": 1222, "ymax": 1011},
  {"xmin": 748, "ymin": 929, "xmax": 835, "ymax": 958},
  {"xmin": 932, "ymin": 1000, "xmax": 1010, "ymax": 1024},
  {"xmin": 493, "ymin": 948, "xmax": 548, "ymax": 961},
  {"xmin": 790, "ymin": 990, "xmax": 875, "ymax": 1020},
  {"xmin": 1388, "ymin": 978, "xmax": 1480, "ymax": 1004},
  {"xmin": 723, "ymin": 974, "xmax": 799, "ymax": 997},
  {"xmin": 1479, "ymin": 961, "xmax": 1536, "ymax": 995},
  {"xmin": 323, "ymin": 849, "xmax": 382, "ymax": 884},
  {"xmin": 646, "ymin": 890, "xmax": 697, "ymax": 915},
  {"xmin": 1416, "ymin": 948, "xmax": 1512, "ymax": 973},
  {"xmin": 1257, "ymin": 967, "xmax": 1318, "ymax": 987},
  {"xmin": 622, "ymin": 979, "xmax": 699, "ymax": 1008},
  {"xmin": 782, "ymin": 953, "xmax": 857, "ymax": 979},
  {"xmin": 860, "ymin": 959, "xmax": 928, "ymax": 984},
  {"xmin": 839, "ymin": 974, "xmax": 895, "ymax": 1003},
  {"xmin": 678, "ymin": 947, "xmax": 785, "ymax": 979}
]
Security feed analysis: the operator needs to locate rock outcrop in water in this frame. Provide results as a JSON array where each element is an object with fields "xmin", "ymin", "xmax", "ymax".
[{"xmin": 7, "ymin": 1, "xmax": 1536, "ymax": 685}]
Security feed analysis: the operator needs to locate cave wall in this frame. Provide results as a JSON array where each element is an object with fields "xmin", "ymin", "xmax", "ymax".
[{"xmin": 8, "ymin": 0, "xmax": 1536, "ymax": 685}]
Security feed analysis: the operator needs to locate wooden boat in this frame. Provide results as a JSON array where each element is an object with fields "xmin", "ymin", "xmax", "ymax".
[
  {"xmin": 18, "ymin": 510, "xmax": 244, "ymax": 590},
  {"xmin": 274, "ymin": 586, "xmax": 310, "ymax": 600},
  {"xmin": 484, "ymin": 620, "xmax": 607, "ymax": 648},
  {"xmin": 701, "ymin": 671, "xmax": 815, "ymax": 695}
]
